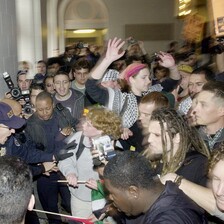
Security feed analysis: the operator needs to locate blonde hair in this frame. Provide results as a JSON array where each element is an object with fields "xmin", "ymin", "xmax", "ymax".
[{"xmin": 86, "ymin": 107, "xmax": 122, "ymax": 140}]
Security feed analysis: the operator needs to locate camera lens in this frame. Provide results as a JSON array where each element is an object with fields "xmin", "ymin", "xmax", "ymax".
[
  {"xmin": 23, "ymin": 105, "xmax": 33, "ymax": 114},
  {"xmin": 11, "ymin": 88, "xmax": 21, "ymax": 99}
]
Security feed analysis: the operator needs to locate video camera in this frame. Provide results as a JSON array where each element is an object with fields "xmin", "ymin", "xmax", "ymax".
[
  {"xmin": 2, "ymin": 72, "xmax": 33, "ymax": 114},
  {"xmin": 92, "ymin": 135, "xmax": 116, "ymax": 166}
]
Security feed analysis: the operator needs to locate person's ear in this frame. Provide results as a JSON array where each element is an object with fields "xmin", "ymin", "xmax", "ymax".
[
  {"xmin": 129, "ymin": 76, "xmax": 135, "ymax": 85},
  {"xmin": 27, "ymin": 194, "xmax": 35, "ymax": 211},
  {"xmin": 218, "ymin": 106, "xmax": 224, "ymax": 116},
  {"xmin": 128, "ymin": 185, "xmax": 139, "ymax": 199},
  {"xmin": 173, "ymin": 133, "xmax": 180, "ymax": 144}
]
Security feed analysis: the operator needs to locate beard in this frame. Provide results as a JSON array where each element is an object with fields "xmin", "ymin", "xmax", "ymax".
[{"xmin": 142, "ymin": 145, "xmax": 162, "ymax": 162}]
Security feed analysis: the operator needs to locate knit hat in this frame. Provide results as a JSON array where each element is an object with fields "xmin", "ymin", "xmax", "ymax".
[
  {"xmin": 101, "ymin": 69, "xmax": 119, "ymax": 82},
  {"xmin": 178, "ymin": 64, "xmax": 193, "ymax": 73},
  {"xmin": 123, "ymin": 63, "xmax": 147, "ymax": 82},
  {"xmin": 0, "ymin": 102, "xmax": 25, "ymax": 129}
]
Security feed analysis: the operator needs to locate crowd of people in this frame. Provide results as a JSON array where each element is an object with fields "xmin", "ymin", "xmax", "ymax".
[{"xmin": 1, "ymin": 35, "xmax": 224, "ymax": 224}]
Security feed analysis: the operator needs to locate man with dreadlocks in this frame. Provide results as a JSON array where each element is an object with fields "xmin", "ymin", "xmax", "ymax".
[{"xmin": 143, "ymin": 107, "xmax": 210, "ymax": 186}]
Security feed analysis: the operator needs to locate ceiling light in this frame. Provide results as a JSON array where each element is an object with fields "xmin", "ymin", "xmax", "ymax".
[{"xmin": 73, "ymin": 29, "xmax": 96, "ymax": 34}]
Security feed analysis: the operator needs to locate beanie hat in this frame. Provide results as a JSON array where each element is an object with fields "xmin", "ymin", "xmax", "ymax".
[
  {"xmin": 123, "ymin": 63, "xmax": 147, "ymax": 82},
  {"xmin": 0, "ymin": 102, "xmax": 25, "ymax": 129},
  {"xmin": 101, "ymin": 69, "xmax": 119, "ymax": 82},
  {"xmin": 178, "ymin": 64, "xmax": 193, "ymax": 73}
]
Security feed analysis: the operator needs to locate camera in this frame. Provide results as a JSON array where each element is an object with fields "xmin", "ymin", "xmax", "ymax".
[
  {"xmin": 2, "ymin": 72, "xmax": 21, "ymax": 100},
  {"xmin": 127, "ymin": 37, "xmax": 138, "ymax": 46},
  {"xmin": 76, "ymin": 42, "xmax": 88, "ymax": 49},
  {"xmin": 150, "ymin": 53, "xmax": 161, "ymax": 63},
  {"xmin": 3, "ymin": 72, "xmax": 33, "ymax": 114},
  {"xmin": 92, "ymin": 135, "xmax": 116, "ymax": 166},
  {"xmin": 21, "ymin": 90, "xmax": 33, "ymax": 114}
]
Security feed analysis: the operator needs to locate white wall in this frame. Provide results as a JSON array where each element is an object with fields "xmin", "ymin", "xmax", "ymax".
[
  {"xmin": 55, "ymin": 0, "xmax": 183, "ymax": 57},
  {"xmin": 16, "ymin": 0, "xmax": 42, "ymax": 78},
  {"xmin": 0, "ymin": 0, "xmax": 18, "ymax": 99},
  {"xmin": 103, "ymin": 0, "xmax": 183, "ymax": 54}
]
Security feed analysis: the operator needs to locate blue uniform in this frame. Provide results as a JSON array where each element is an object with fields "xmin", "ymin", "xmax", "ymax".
[{"xmin": 0, "ymin": 135, "xmax": 53, "ymax": 163}]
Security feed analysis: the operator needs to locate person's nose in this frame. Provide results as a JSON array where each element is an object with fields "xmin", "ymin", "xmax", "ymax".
[
  {"xmin": 147, "ymin": 77, "xmax": 152, "ymax": 85},
  {"xmin": 147, "ymin": 133, "xmax": 153, "ymax": 144},
  {"xmin": 216, "ymin": 182, "xmax": 224, "ymax": 197},
  {"xmin": 191, "ymin": 84, "xmax": 197, "ymax": 93}
]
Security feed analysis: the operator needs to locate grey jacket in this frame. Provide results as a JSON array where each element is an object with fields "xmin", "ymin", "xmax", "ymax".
[{"xmin": 58, "ymin": 131, "xmax": 99, "ymax": 201}]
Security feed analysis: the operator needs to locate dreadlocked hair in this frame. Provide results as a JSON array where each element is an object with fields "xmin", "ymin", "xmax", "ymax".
[{"xmin": 150, "ymin": 108, "xmax": 210, "ymax": 175}]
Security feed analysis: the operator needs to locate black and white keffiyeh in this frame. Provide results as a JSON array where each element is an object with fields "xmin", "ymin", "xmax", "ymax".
[{"xmin": 107, "ymin": 88, "xmax": 138, "ymax": 128}]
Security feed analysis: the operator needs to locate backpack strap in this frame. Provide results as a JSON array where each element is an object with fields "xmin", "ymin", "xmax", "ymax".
[{"xmin": 76, "ymin": 135, "xmax": 85, "ymax": 160}]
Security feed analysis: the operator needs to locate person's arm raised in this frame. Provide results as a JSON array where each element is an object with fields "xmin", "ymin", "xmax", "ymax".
[
  {"xmin": 90, "ymin": 37, "xmax": 125, "ymax": 80},
  {"xmin": 160, "ymin": 173, "xmax": 216, "ymax": 215},
  {"xmin": 158, "ymin": 51, "xmax": 180, "ymax": 80}
]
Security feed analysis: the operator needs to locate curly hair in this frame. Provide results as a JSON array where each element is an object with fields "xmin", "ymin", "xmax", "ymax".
[
  {"xmin": 208, "ymin": 142, "xmax": 224, "ymax": 176},
  {"xmin": 143, "ymin": 108, "xmax": 210, "ymax": 175},
  {"xmin": 86, "ymin": 106, "xmax": 122, "ymax": 140}
]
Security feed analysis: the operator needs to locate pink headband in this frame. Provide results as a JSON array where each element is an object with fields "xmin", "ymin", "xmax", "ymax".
[{"xmin": 124, "ymin": 63, "xmax": 147, "ymax": 82}]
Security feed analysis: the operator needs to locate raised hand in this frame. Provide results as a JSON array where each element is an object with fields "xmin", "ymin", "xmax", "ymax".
[
  {"xmin": 158, "ymin": 51, "xmax": 175, "ymax": 68},
  {"xmin": 105, "ymin": 37, "xmax": 126, "ymax": 62}
]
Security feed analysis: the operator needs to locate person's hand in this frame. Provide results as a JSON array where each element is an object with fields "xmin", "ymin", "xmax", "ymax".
[
  {"xmin": 91, "ymin": 148, "xmax": 108, "ymax": 165},
  {"xmin": 60, "ymin": 126, "xmax": 74, "ymax": 136},
  {"xmin": 66, "ymin": 173, "xmax": 78, "ymax": 187},
  {"xmin": 43, "ymin": 161, "xmax": 58, "ymax": 172},
  {"xmin": 85, "ymin": 178, "xmax": 98, "ymax": 190},
  {"xmin": 158, "ymin": 51, "xmax": 176, "ymax": 68},
  {"xmin": 105, "ymin": 37, "xmax": 125, "ymax": 62},
  {"xmin": 160, "ymin": 173, "xmax": 177, "ymax": 185},
  {"xmin": 42, "ymin": 162, "xmax": 58, "ymax": 176},
  {"xmin": 22, "ymin": 111, "xmax": 33, "ymax": 119},
  {"xmin": 138, "ymin": 40, "xmax": 147, "ymax": 55},
  {"xmin": 18, "ymin": 98, "xmax": 26, "ymax": 106},
  {"xmin": 121, "ymin": 128, "xmax": 133, "ymax": 140},
  {"xmin": 88, "ymin": 214, "xmax": 98, "ymax": 223},
  {"xmin": 4, "ymin": 92, "xmax": 13, "ymax": 99}
]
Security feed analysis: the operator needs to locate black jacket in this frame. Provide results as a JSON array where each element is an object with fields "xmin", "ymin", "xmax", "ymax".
[
  {"xmin": 145, "ymin": 182, "xmax": 207, "ymax": 224},
  {"xmin": 123, "ymin": 182, "xmax": 207, "ymax": 224}
]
